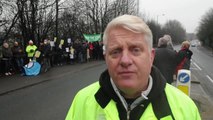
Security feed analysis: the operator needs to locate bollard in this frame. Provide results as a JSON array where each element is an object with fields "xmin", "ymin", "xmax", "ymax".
[{"xmin": 176, "ymin": 69, "xmax": 191, "ymax": 96}]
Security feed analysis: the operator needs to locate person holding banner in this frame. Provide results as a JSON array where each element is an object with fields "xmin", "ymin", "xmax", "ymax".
[
  {"xmin": 69, "ymin": 46, "xmax": 75, "ymax": 64},
  {"xmin": 66, "ymin": 15, "xmax": 200, "ymax": 120}
]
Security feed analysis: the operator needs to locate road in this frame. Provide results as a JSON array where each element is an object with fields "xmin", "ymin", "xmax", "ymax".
[
  {"xmin": 0, "ymin": 62, "xmax": 107, "ymax": 120},
  {"xmin": 190, "ymin": 46, "xmax": 213, "ymax": 99}
]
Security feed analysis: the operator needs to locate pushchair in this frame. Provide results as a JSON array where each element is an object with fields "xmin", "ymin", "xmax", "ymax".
[{"xmin": 23, "ymin": 51, "xmax": 41, "ymax": 76}]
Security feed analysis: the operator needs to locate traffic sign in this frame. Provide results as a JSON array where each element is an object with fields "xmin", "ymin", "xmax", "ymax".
[
  {"xmin": 176, "ymin": 69, "xmax": 191, "ymax": 96},
  {"xmin": 178, "ymin": 72, "xmax": 190, "ymax": 83}
]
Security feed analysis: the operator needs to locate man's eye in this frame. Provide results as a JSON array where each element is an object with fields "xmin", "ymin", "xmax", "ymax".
[
  {"xmin": 133, "ymin": 48, "xmax": 140, "ymax": 52},
  {"xmin": 111, "ymin": 50, "xmax": 120, "ymax": 55},
  {"xmin": 132, "ymin": 48, "xmax": 141, "ymax": 55},
  {"xmin": 110, "ymin": 49, "xmax": 121, "ymax": 57}
]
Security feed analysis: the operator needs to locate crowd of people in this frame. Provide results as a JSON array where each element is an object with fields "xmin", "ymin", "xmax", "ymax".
[
  {"xmin": 0, "ymin": 34, "xmax": 193, "ymax": 82},
  {"xmin": 0, "ymin": 38, "xmax": 104, "ymax": 76},
  {"xmin": 0, "ymin": 35, "xmax": 193, "ymax": 80}
]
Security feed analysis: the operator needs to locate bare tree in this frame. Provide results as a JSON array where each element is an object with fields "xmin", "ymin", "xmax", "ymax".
[
  {"xmin": 0, "ymin": 0, "xmax": 138, "ymax": 45},
  {"xmin": 36, "ymin": 0, "xmax": 55, "ymax": 42},
  {"xmin": 162, "ymin": 20, "xmax": 186, "ymax": 44},
  {"xmin": 16, "ymin": 0, "xmax": 38, "ymax": 45},
  {"xmin": 0, "ymin": 0, "xmax": 17, "ymax": 40},
  {"xmin": 57, "ymin": 0, "xmax": 86, "ymax": 40},
  {"xmin": 146, "ymin": 20, "xmax": 162, "ymax": 47},
  {"xmin": 16, "ymin": 0, "xmax": 56, "ymax": 46}
]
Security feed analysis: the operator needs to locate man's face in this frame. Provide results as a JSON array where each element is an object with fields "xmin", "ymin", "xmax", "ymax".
[
  {"xmin": 105, "ymin": 27, "xmax": 155, "ymax": 98},
  {"xmin": 29, "ymin": 42, "xmax": 33, "ymax": 45},
  {"xmin": 14, "ymin": 42, "xmax": 18, "ymax": 46}
]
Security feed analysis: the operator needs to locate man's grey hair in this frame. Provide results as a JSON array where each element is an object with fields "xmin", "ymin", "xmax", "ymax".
[
  {"xmin": 163, "ymin": 34, "xmax": 173, "ymax": 47},
  {"xmin": 158, "ymin": 37, "xmax": 168, "ymax": 47},
  {"xmin": 103, "ymin": 15, "xmax": 153, "ymax": 52}
]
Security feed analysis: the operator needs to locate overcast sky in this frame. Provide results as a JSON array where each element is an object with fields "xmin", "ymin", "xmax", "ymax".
[{"xmin": 139, "ymin": 0, "xmax": 213, "ymax": 33}]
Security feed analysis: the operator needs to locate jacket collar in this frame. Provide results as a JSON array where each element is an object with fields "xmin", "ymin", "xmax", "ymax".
[
  {"xmin": 95, "ymin": 66, "xmax": 166, "ymax": 108},
  {"xmin": 110, "ymin": 75, "xmax": 153, "ymax": 111}
]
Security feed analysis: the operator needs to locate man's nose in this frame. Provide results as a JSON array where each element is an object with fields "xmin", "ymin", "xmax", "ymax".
[{"xmin": 120, "ymin": 51, "xmax": 133, "ymax": 67}]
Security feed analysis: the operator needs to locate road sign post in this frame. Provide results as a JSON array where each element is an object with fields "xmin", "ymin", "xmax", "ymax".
[{"xmin": 176, "ymin": 69, "xmax": 191, "ymax": 96}]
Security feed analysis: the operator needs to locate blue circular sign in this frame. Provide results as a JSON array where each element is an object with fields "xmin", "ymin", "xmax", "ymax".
[{"xmin": 178, "ymin": 73, "xmax": 190, "ymax": 83}]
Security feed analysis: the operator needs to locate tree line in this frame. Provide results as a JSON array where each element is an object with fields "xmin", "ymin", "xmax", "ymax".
[
  {"xmin": 0, "ymin": 0, "xmax": 186, "ymax": 47},
  {"xmin": 197, "ymin": 8, "xmax": 213, "ymax": 48}
]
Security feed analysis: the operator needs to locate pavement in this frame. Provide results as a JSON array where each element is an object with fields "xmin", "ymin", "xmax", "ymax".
[
  {"xmin": 190, "ymin": 69, "xmax": 213, "ymax": 120},
  {"xmin": 0, "ymin": 61, "xmax": 106, "ymax": 96},
  {"xmin": 0, "ymin": 60, "xmax": 213, "ymax": 119}
]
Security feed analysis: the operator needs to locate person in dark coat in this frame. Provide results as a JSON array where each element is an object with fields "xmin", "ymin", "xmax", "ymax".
[
  {"xmin": 153, "ymin": 37, "xmax": 178, "ymax": 84},
  {"xmin": 2, "ymin": 42, "xmax": 13, "ymax": 76},
  {"xmin": 12, "ymin": 41, "xmax": 25, "ymax": 73},
  {"xmin": 0, "ymin": 45, "xmax": 3, "ymax": 76},
  {"xmin": 176, "ymin": 41, "xmax": 193, "ymax": 73},
  {"xmin": 55, "ymin": 43, "xmax": 64, "ymax": 66},
  {"xmin": 39, "ymin": 39, "xmax": 51, "ymax": 72}
]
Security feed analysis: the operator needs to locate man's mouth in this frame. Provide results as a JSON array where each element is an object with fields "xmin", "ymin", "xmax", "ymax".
[{"xmin": 118, "ymin": 71, "xmax": 135, "ymax": 75}]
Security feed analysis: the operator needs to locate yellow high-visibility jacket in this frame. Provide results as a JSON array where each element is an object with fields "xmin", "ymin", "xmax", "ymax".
[
  {"xmin": 66, "ymin": 67, "xmax": 201, "ymax": 120},
  {"xmin": 26, "ymin": 45, "xmax": 37, "ymax": 57}
]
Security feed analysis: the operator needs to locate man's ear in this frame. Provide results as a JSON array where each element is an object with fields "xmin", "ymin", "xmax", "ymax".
[
  {"xmin": 151, "ymin": 48, "xmax": 155, "ymax": 63},
  {"xmin": 103, "ymin": 45, "xmax": 106, "ymax": 60}
]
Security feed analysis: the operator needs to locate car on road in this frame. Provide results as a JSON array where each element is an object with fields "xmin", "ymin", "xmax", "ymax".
[{"xmin": 191, "ymin": 43, "xmax": 196, "ymax": 47}]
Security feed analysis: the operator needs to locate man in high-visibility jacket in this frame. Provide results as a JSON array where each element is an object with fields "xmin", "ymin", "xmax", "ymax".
[
  {"xmin": 26, "ymin": 40, "xmax": 37, "ymax": 62},
  {"xmin": 66, "ymin": 15, "xmax": 201, "ymax": 120}
]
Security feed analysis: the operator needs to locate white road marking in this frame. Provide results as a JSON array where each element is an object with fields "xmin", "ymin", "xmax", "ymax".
[
  {"xmin": 190, "ymin": 67, "xmax": 199, "ymax": 70},
  {"xmin": 206, "ymin": 75, "xmax": 213, "ymax": 84},
  {"xmin": 193, "ymin": 62, "xmax": 202, "ymax": 71}
]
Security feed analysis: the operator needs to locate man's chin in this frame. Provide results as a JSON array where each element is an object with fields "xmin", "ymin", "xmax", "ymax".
[
  {"xmin": 118, "ymin": 83, "xmax": 137, "ymax": 91},
  {"xmin": 119, "ymin": 86, "xmax": 139, "ymax": 98}
]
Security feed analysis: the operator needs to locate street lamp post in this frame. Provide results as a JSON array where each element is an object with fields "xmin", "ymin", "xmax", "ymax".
[
  {"xmin": 137, "ymin": 0, "xmax": 139, "ymax": 15},
  {"xmin": 156, "ymin": 14, "xmax": 165, "ymax": 45},
  {"xmin": 55, "ymin": 0, "xmax": 59, "ymax": 39},
  {"xmin": 157, "ymin": 14, "xmax": 165, "ymax": 24}
]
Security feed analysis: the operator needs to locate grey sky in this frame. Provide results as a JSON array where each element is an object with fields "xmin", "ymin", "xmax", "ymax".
[{"xmin": 139, "ymin": 0, "xmax": 213, "ymax": 33}]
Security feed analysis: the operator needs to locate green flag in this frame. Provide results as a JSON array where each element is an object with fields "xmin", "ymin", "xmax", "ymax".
[{"xmin": 83, "ymin": 34, "xmax": 101, "ymax": 42}]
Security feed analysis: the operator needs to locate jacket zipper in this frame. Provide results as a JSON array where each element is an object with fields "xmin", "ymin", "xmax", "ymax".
[{"xmin": 127, "ymin": 105, "xmax": 131, "ymax": 120}]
